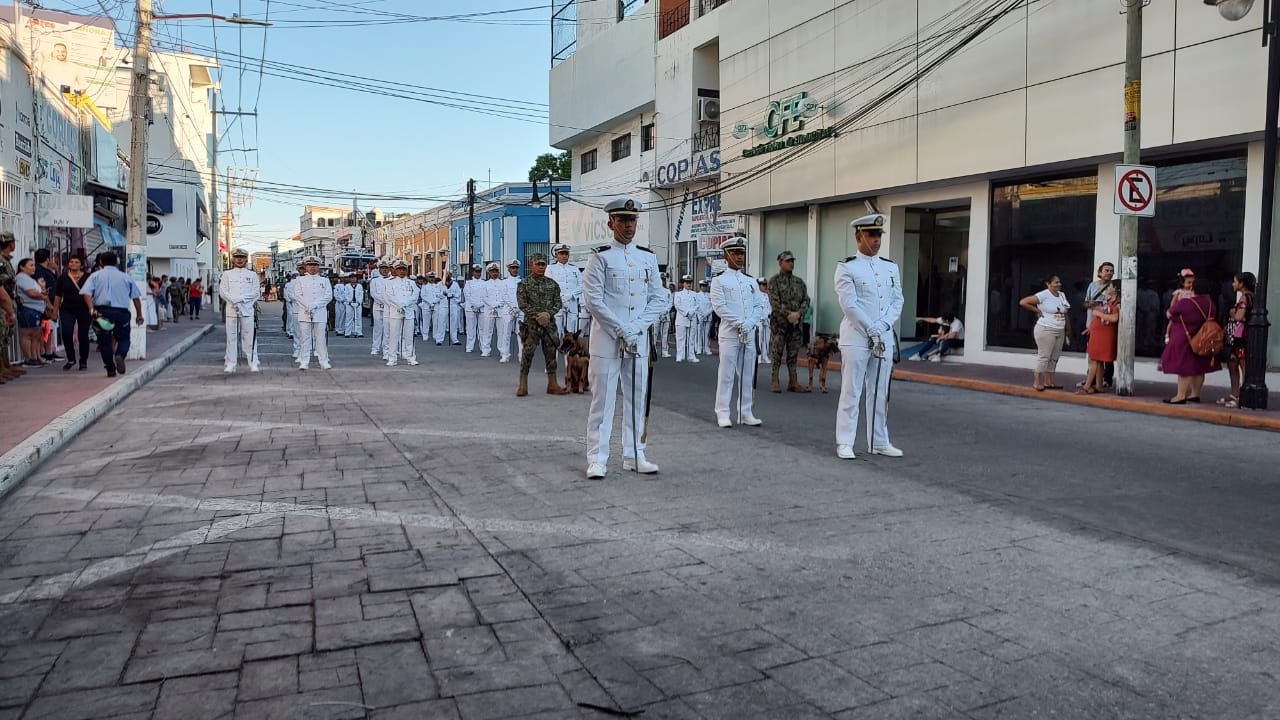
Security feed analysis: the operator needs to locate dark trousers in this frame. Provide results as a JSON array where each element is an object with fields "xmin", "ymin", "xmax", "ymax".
[
  {"xmin": 60, "ymin": 307, "xmax": 92, "ymax": 366},
  {"xmin": 188, "ymin": 297, "xmax": 202, "ymax": 318},
  {"xmin": 94, "ymin": 307, "xmax": 133, "ymax": 370}
]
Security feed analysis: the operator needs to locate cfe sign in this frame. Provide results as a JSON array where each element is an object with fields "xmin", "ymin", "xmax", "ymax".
[{"xmin": 1114, "ymin": 164, "xmax": 1157, "ymax": 217}]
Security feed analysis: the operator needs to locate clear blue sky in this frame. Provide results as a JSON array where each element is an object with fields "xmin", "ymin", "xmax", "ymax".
[{"xmin": 43, "ymin": 0, "xmax": 555, "ymax": 251}]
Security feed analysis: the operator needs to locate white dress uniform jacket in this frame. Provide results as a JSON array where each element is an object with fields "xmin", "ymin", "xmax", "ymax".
[
  {"xmin": 834, "ymin": 252, "xmax": 904, "ymax": 449},
  {"xmin": 218, "ymin": 267, "xmax": 262, "ymax": 371},
  {"xmin": 436, "ymin": 281, "xmax": 462, "ymax": 344},
  {"xmin": 294, "ymin": 274, "xmax": 334, "ymax": 369},
  {"xmin": 369, "ymin": 275, "xmax": 388, "ymax": 355},
  {"xmin": 333, "ymin": 283, "xmax": 351, "ymax": 334},
  {"xmin": 383, "ymin": 277, "xmax": 418, "ymax": 364},
  {"xmin": 418, "ymin": 283, "xmax": 442, "ymax": 340},
  {"xmin": 480, "ymin": 279, "xmax": 506, "ymax": 357},
  {"xmin": 346, "ymin": 283, "xmax": 364, "ymax": 337},
  {"xmin": 546, "ymin": 260, "xmax": 583, "ymax": 336},
  {"xmin": 582, "ymin": 241, "xmax": 667, "ymax": 465},
  {"xmin": 710, "ymin": 269, "xmax": 767, "ymax": 422}
]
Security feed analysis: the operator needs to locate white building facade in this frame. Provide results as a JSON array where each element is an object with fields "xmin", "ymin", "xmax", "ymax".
[{"xmin": 551, "ymin": 0, "xmax": 1280, "ymax": 380}]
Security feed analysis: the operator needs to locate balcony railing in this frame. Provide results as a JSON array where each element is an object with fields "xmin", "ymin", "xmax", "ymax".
[
  {"xmin": 698, "ymin": 0, "xmax": 733, "ymax": 17},
  {"xmin": 658, "ymin": 2, "xmax": 689, "ymax": 40}
]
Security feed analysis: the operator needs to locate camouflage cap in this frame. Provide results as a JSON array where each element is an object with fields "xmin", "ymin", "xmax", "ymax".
[
  {"xmin": 777, "ymin": 250, "xmax": 795, "ymax": 262},
  {"xmin": 528, "ymin": 253, "xmax": 548, "ymax": 265}
]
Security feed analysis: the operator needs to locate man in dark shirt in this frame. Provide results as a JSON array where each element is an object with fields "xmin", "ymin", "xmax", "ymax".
[{"xmin": 34, "ymin": 248, "xmax": 62, "ymax": 362}]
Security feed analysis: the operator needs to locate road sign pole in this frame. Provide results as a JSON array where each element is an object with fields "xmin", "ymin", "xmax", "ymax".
[{"xmin": 1115, "ymin": 0, "xmax": 1143, "ymax": 396}]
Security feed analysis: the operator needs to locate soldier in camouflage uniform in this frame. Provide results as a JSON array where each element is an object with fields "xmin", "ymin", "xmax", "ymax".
[
  {"xmin": 767, "ymin": 250, "xmax": 812, "ymax": 393},
  {"xmin": 515, "ymin": 253, "xmax": 570, "ymax": 397},
  {"xmin": 0, "ymin": 232, "xmax": 23, "ymax": 383}
]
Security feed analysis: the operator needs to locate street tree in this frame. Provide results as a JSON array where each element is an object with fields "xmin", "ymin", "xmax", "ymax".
[{"xmin": 528, "ymin": 151, "xmax": 571, "ymax": 182}]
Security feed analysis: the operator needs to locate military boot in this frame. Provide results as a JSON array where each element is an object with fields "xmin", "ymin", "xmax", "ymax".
[
  {"xmin": 770, "ymin": 366, "xmax": 781, "ymax": 393},
  {"xmin": 787, "ymin": 366, "xmax": 810, "ymax": 393},
  {"xmin": 546, "ymin": 374, "xmax": 568, "ymax": 395},
  {"xmin": 1, "ymin": 355, "xmax": 22, "ymax": 379},
  {"xmin": 516, "ymin": 373, "xmax": 529, "ymax": 397}
]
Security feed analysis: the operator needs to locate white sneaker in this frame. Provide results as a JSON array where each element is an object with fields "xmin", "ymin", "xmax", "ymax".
[
  {"xmin": 662, "ymin": 352, "xmax": 670, "ymax": 358},
  {"xmin": 689, "ymin": 357, "xmax": 700, "ymax": 364},
  {"xmin": 586, "ymin": 463, "xmax": 607, "ymax": 479},
  {"xmin": 622, "ymin": 457, "xmax": 659, "ymax": 474},
  {"xmin": 407, "ymin": 359, "xmax": 420, "ymax": 366},
  {"xmin": 929, "ymin": 354, "xmax": 942, "ymax": 363},
  {"xmin": 386, "ymin": 360, "xmax": 397, "ymax": 367},
  {"xmin": 740, "ymin": 415, "xmax": 763, "ymax": 426},
  {"xmin": 319, "ymin": 362, "xmax": 332, "ymax": 370},
  {"xmin": 249, "ymin": 364, "xmax": 261, "ymax": 372},
  {"xmin": 298, "ymin": 365, "xmax": 308, "ymax": 371},
  {"xmin": 498, "ymin": 358, "xmax": 509, "ymax": 363},
  {"xmin": 717, "ymin": 415, "xmax": 732, "ymax": 428},
  {"xmin": 871, "ymin": 444, "xmax": 904, "ymax": 457},
  {"xmin": 908, "ymin": 355, "xmax": 922, "ymax": 361},
  {"xmin": 370, "ymin": 349, "xmax": 379, "ymax": 356},
  {"xmin": 223, "ymin": 365, "xmax": 235, "ymax": 373},
  {"xmin": 836, "ymin": 444, "xmax": 856, "ymax": 459}
]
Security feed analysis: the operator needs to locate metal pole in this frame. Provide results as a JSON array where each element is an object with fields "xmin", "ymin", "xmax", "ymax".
[
  {"xmin": 1241, "ymin": 0, "xmax": 1278, "ymax": 409},
  {"xmin": 1114, "ymin": 0, "xmax": 1143, "ymax": 396},
  {"xmin": 126, "ymin": 0, "xmax": 153, "ymax": 357},
  {"xmin": 467, "ymin": 178, "xmax": 477, "ymax": 268}
]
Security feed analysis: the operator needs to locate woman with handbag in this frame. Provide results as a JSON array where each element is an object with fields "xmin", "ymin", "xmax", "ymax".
[
  {"xmin": 56, "ymin": 256, "xmax": 92, "ymax": 370},
  {"xmin": 1159, "ymin": 278, "xmax": 1221, "ymax": 404},
  {"xmin": 1218, "ymin": 272, "xmax": 1256, "ymax": 408},
  {"xmin": 14, "ymin": 258, "xmax": 50, "ymax": 367}
]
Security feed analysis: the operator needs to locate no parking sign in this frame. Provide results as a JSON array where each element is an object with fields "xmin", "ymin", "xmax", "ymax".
[{"xmin": 1114, "ymin": 164, "xmax": 1157, "ymax": 217}]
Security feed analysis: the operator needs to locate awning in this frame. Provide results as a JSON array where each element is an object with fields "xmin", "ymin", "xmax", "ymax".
[{"xmin": 92, "ymin": 218, "xmax": 127, "ymax": 247}]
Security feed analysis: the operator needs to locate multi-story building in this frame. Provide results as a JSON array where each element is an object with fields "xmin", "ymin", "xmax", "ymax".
[
  {"xmin": 447, "ymin": 182, "xmax": 571, "ymax": 276},
  {"xmin": 550, "ymin": 0, "xmax": 1280, "ymax": 380},
  {"xmin": 299, "ymin": 205, "xmax": 386, "ymax": 265}
]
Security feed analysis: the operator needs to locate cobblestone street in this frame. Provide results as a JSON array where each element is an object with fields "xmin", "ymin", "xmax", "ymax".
[{"xmin": 2, "ymin": 317, "xmax": 1279, "ymax": 719}]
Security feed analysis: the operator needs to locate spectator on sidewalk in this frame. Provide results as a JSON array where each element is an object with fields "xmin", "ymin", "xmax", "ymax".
[
  {"xmin": 80, "ymin": 251, "xmax": 144, "ymax": 378},
  {"xmin": 0, "ymin": 233, "xmax": 19, "ymax": 382},
  {"xmin": 34, "ymin": 249, "xmax": 62, "ymax": 363},
  {"xmin": 1160, "ymin": 278, "xmax": 1219, "ymax": 404},
  {"xmin": 1081, "ymin": 262, "xmax": 1114, "ymax": 387},
  {"xmin": 187, "ymin": 278, "xmax": 204, "ymax": 319},
  {"xmin": 15, "ymin": 258, "xmax": 50, "ymax": 367},
  {"xmin": 1164, "ymin": 268, "xmax": 1196, "ymax": 345},
  {"xmin": 1080, "ymin": 282, "xmax": 1120, "ymax": 394},
  {"xmin": 169, "ymin": 278, "xmax": 186, "ymax": 321},
  {"xmin": 156, "ymin": 274, "xmax": 172, "ymax": 325},
  {"xmin": 903, "ymin": 312, "xmax": 964, "ymax": 362},
  {"xmin": 1020, "ymin": 274, "xmax": 1071, "ymax": 392},
  {"xmin": 1219, "ymin": 271, "xmax": 1256, "ymax": 408},
  {"xmin": 146, "ymin": 276, "xmax": 162, "ymax": 329},
  {"xmin": 57, "ymin": 256, "xmax": 92, "ymax": 371}
]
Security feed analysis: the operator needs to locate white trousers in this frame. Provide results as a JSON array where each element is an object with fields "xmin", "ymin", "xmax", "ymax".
[
  {"xmin": 554, "ymin": 308, "xmax": 580, "ymax": 339},
  {"xmin": 224, "ymin": 313, "xmax": 258, "ymax": 369},
  {"xmin": 334, "ymin": 302, "xmax": 348, "ymax": 335},
  {"xmin": 585, "ymin": 352, "xmax": 650, "ymax": 464},
  {"xmin": 297, "ymin": 320, "xmax": 329, "ymax": 368},
  {"xmin": 479, "ymin": 311, "xmax": 497, "ymax": 355},
  {"xmin": 434, "ymin": 303, "xmax": 460, "ymax": 344},
  {"xmin": 757, "ymin": 325, "xmax": 771, "ymax": 362},
  {"xmin": 675, "ymin": 322, "xmax": 695, "ymax": 361},
  {"xmin": 289, "ymin": 303, "xmax": 301, "ymax": 357},
  {"xmin": 344, "ymin": 303, "xmax": 362, "ymax": 336},
  {"xmin": 371, "ymin": 304, "xmax": 385, "ymax": 354},
  {"xmin": 835, "ymin": 341, "xmax": 894, "ymax": 449},
  {"xmin": 496, "ymin": 314, "xmax": 516, "ymax": 361},
  {"xmin": 465, "ymin": 307, "xmax": 482, "ymax": 351},
  {"xmin": 384, "ymin": 309, "xmax": 415, "ymax": 362},
  {"xmin": 655, "ymin": 313, "xmax": 671, "ymax": 356},
  {"xmin": 419, "ymin": 304, "xmax": 436, "ymax": 340},
  {"xmin": 698, "ymin": 319, "xmax": 712, "ymax": 354},
  {"xmin": 715, "ymin": 333, "xmax": 756, "ymax": 420}
]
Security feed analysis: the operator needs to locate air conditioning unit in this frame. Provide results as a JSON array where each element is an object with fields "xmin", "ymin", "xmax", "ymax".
[{"xmin": 698, "ymin": 97, "xmax": 721, "ymax": 123}]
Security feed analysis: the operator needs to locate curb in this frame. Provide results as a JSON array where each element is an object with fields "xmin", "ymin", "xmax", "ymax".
[
  {"xmin": 892, "ymin": 368, "xmax": 1280, "ymax": 432},
  {"xmin": 0, "ymin": 325, "xmax": 214, "ymax": 498}
]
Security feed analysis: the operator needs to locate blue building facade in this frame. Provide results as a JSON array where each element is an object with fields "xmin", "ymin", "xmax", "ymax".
[{"xmin": 449, "ymin": 182, "xmax": 571, "ymax": 277}]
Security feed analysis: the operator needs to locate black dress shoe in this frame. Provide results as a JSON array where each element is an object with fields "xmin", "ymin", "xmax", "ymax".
[
  {"xmin": 1163, "ymin": 398, "xmax": 1187, "ymax": 405},
  {"xmin": 1186, "ymin": 397, "xmax": 1201, "ymax": 403},
  {"xmin": 63, "ymin": 361, "xmax": 76, "ymax": 371}
]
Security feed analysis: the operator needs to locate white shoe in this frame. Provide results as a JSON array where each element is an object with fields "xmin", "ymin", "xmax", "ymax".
[
  {"xmin": 929, "ymin": 354, "xmax": 942, "ymax": 363},
  {"xmin": 740, "ymin": 415, "xmax": 763, "ymax": 426},
  {"xmin": 481, "ymin": 353, "xmax": 491, "ymax": 358},
  {"xmin": 370, "ymin": 350, "xmax": 379, "ymax": 356},
  {"xmin": 661, "ymin": 352, "xmax": 670, "ymax": 358},
  {"xmin": 407, "ymin": 359, "xmax": 420, "ymax": 366},
  {"xmin": 717, "ymin": 415, "xmax": 732, "ymax": 428},
  {"xmin": 319, "ymin": 362, "xmax": 332, "ymax": 370},
  {"xmin": 689, "ymin": 357, "xmax": 700, "ymax": 364},
  {"xmin": 249, "ymin": 364, "xmax": 261, "ymax": 372},
  {"xmin": 223, "ymin": 365, "xmax": 235, "ymax": 373},
  {"xmin": 871, "ymin": 444, "xmax": 904, "ymax": 457},
  {"xmin": 675, "ymin": 358, "xmax": 683, "ymax": 363},
  {"xmin": 836, "ymin": 444, "xmax": 856, "ymax": 459},
  {"xmin": 586, "ymin": 463, "xmax": 607, "ymax": 479},
  {"xmin": 908, "ymin": 355, "xmax": 922, "ymax": 361},
  {"xmin": 386, "ymin": 361, "xmax": 397, "ymax": 367},
  {"xmin": 499, "ymin": 358, "xmax": 509, "ymax": 363},
  {"xmin": 298, "ymin": 365, "xmax": 308, "ymax": 371},
  {"xmin": 622, "ymin": 457, "xmax": 659, "ymax": 474}
]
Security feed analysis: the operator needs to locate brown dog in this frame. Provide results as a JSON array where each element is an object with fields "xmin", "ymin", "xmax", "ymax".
[
  {"xmin": 559, "ymin": 331, "xmax": 591, "ymax": 394},
  {"xmin": 806, "ymin": 333, "xmax": 838, "ymax": 393}
]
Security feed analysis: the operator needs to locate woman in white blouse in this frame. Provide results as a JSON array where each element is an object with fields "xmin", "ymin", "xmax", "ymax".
[{"xmin": 1019, "ymin": 275, "xmax": 1072, "ymax": 392}]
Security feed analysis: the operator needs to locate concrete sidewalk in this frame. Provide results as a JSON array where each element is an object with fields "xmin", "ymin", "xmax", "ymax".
[
  {"xmin": 891, "ymin": 357, "xmax": 1280, "ymax": 431},
  {"xmin": 0, "ymin": 322, "xmax": 214, "ymax": 496}
]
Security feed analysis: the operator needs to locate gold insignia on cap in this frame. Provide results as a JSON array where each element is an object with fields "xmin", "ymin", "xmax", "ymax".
[
  {"xmin": 874, "ymin": 216, "xmax": 884, "ymax": 227},
  {"xmin": 624, "ymin": 199, "xmax": 635, "ymax": 211}
]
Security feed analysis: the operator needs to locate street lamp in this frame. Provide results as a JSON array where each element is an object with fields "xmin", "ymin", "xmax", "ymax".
[
  {"xmin": 529, "ymin": 176, "xmax": 561, "ymax": 252},
  {"xmin": 152, "ymin": 13, "xmax": 272, "ymax": 26},
  {"xmin": 1206, "ymin": 0, "xmax": 1274, "ymax": 409}
]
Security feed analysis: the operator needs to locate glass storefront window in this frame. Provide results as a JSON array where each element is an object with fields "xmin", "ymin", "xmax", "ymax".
[
  {"xmin": 1135, "ymin": 154, "xmax": 1246, "ymax": 357},
  {"xmin": 987, "ymin": 174, "xmax": 1098, "ymax": 350}
]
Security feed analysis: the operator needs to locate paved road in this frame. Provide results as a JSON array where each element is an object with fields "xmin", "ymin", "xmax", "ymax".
[{"xmin": 1, "ymin": 311, "xmax": 1277, "ymax": 720}]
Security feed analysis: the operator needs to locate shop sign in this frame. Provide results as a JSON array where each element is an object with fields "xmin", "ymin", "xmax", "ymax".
[
  {"xmin": 739, "ymin": 90, "xmax": 836, "ymax": 158},
  {"xmin": 656, "ymin": 149, "xmax": 721, "ymax": 186},
  {"xmin": 14, "ymin": 132, "xmax": 32, "ymax": 158},
  {"xmin": 37, "ymin": 193, "xmax": 93, "ymax": 228},
  {"xmin": 743, "ymin": 127, "xmax": 836, "ymax": 158},
  {"xmin": 689, "ymin": 191, "xmax": 737, "ymax": 256}
]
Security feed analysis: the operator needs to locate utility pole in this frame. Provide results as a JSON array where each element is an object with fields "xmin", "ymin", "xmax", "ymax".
[
  {"xmin": 467, "ymin": 178, "xmax": 476, "ymax": 268},
  {"xmin": 224, "ymin": 170, "xmax": 233, "ymax": 265},
  {"xmin": 1115, "ymin": 0, "xmax": 1143, "ymax": 396},
  {"xmin": 126, "ymin": 0, "xmax": 153, "ymax": 358}
]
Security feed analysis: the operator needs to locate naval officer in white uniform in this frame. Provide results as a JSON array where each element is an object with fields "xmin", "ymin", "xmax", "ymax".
[
  {"xmin": 709, "ymin": 235, "xmax": 767, "ymax": 427},
  {"xmin": 582, "ymin": 198, "xmax": 668, "ymax": 479},
  {"xmin": 834, "ymin": 213, "xmax": 904, "ymax": 459},
  {"xmin": 294, "ymin": 256, "xmax": 334, "ymax": 370},
  {"xmin": 218, "ymin": 247, "xmax": 261, "ymax": 373}
]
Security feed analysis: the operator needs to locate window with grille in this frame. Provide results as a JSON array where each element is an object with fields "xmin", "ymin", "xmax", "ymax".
[
  {"xmin": 581, "ymin": 149, "xmax": 598, "ymax": 174},
  {"xmin": 611, "ymin": 134, "xmax": 632, "ymax": 162},
  {"xmin": 641, "ymin": 124, "xmax": 655, "ymax": 152}
]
